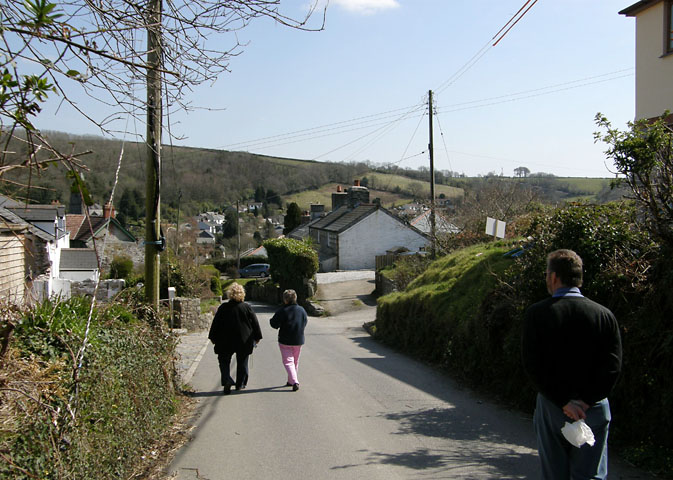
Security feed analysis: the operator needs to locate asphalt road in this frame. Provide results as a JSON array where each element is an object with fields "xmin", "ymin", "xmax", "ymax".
[{"xmin": 167, "ymin": 276, "xmax": 657, "ymax": 480}]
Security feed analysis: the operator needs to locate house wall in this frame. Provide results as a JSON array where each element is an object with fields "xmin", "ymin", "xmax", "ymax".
[
  {"xmin": 634, "ymin": 2, "xmax": 673, "ymax": 119},
  {"xmin": 338, "ymin": 210, "xmax": 428, "ymax": 270},
  {"xmin": 0, "ymin": 232, "xmax": 25, "ymax": 303},
  {"xmin": 60, "ymin": 270, "xmax": 100, "ymax": 282}
]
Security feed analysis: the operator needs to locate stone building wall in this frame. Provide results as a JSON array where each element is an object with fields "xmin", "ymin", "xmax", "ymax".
[{"xmin": 171, "ymin": 297, "xmax": 207, "ymax": 331}]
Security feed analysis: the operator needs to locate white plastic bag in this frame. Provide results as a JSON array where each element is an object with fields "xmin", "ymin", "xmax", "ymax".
[{"xmin": 561, "ymin": 419, "xmax": 596, "ymax": 448}]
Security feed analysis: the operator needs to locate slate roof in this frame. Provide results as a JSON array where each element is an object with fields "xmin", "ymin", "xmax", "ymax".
[
  {"xmin": 619, "ymin": 0, "xmax": 660, "ymax": 16},
  {"xmin": 60, "ymin": 248, "xmax": 99, "ymax": 270},
  {"xmin": 410, "ymin": 210, "xmax": 460, "ymax": 234},
  {"xmin": 0, "ymin": 194, "xmax": 21, "ymax": 208},
  {"xmin": 287, "ymin": 217, "xmax": 322, "ymax": 240},
  {"xmin": 311, "ymin": 205, "xmax": 379, "ymax": 233},
  {"xmin": 7, "ymin": 205, "xmax": 65, "ymax": 222},
  {"xmin": 0, "ymin": 207, "xmax": 52, "ymax": 241}
]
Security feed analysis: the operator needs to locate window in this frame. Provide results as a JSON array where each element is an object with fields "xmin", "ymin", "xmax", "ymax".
[{"xmin": 668, "ymin": 2, "xmax": 673, "ymax": 53}]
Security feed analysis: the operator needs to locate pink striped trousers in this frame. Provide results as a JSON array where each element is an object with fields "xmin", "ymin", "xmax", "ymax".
[{"xmin": 278, "ymin": 343, "xmax": 302, "ymax": 386}]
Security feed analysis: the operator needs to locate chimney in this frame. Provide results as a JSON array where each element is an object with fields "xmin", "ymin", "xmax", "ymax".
[
  {"xmin": 103, "ymin": 203, "xmax": 116, "ymax": 219},
  {"xmin": 347, "ymin": 182, "xmax": 369, "ymax": 208},
  {"xmin": 310, "ymin": 204, "xmax": 325, "ymax": 220},
  {"xmin": 332, "ymin": 185, "xmax": 348, "ymax": 211},
  {"xmin": 354, "ymin": 179, "xmax": 361, "ymax": 187}
]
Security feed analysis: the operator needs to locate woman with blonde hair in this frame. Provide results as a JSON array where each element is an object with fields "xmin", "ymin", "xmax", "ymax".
[{"xmin": 208, "ymin": 283, "xmax": 262, "ymax": 394}]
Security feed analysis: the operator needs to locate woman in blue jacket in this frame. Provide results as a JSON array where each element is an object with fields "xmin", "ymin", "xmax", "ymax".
[{"xmin": 270, "ymin": 289, "xmax": 308, "ymax": 391}]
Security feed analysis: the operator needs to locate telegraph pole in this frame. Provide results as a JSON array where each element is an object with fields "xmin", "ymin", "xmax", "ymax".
[
  {"xmin": 236, "ymin": 200, "xmax": 241, "ymax": 270},
  {"xmin": 428, "ymin": 90, "xmax": 436, "ymax": 257},
  {"xmin": 145, "ymin": 0, "xmax": 162, "ymax": 310}
]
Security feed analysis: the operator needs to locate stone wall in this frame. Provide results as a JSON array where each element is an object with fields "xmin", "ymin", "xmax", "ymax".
[
  {"xmin": 171, "ymin": 297, "xmax": 208, "ymax": 331},
  {"xmin": 71, "ymin": 279, "xmax": 126, "ymax": 301},
  {"xmin": 244, "ymin": 281, "xmax": 281, "ymax": 305},
  {"xmin": 375, "ymin": 271, "xmax": 397, "ymax": 296}
]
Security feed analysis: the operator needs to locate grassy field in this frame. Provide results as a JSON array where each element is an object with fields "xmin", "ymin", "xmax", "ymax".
[
  {"xmin": 365, "ymin": 172, "xmax": 464, "ymax": 199},
  {"xmin": 283, "ymin": 183, "xmax": 415, "ymax": 210},
  {"xmin": 284, "ymin": 173, "xmax": 465, "ymax": 211}
]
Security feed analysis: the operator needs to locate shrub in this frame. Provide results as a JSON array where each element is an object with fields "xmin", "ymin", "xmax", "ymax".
[
  {"xmin": 1, "ymin": 296, "xmax": 179, "ymax": 479},
  {"xmin": 263, "ymin": 238, "xmax": 318, "ymax": 301},
  {"xmin": 109, "ymin": 255, "xmax": 133, "ymax": 280}
]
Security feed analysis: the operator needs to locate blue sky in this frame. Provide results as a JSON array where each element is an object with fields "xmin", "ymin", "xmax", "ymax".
[{"xmin": 38, "ymin": 0, "xmax": 637, "ymax": 178}]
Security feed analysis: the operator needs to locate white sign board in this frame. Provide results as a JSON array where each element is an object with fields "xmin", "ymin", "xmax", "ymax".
[
  {"xmin": 485, "ymin": 217, "xmax": 506, "ymax": 239},
  {"xmin": 167, "ymin": 286, "xmax": 176, "ymax": 300}
]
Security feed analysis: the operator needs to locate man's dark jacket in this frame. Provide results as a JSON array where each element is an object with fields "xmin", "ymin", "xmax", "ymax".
[
  {"xmin": 270, "ymin": 304, "xmax": 307, "ymax": 346},
  {"xmin": 522, "ymin": 294, "xmax": 622, "ymax": 409},
  {"xmin": 208, "ymin": 300, "xmax": 262, "ymax": 355}
]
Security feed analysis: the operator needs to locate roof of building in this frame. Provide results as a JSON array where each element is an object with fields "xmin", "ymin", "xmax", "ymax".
[
  {"xmin": 0, "ymin": 207, "xmax": 52, "ymax": 241},
  {"xmin": 311, "ymin": 205, "xmax": 379, "ymax": 233},
  {"xmin": 410, "ymin": 210, "xmax": 460, "ymax": 234},
  {"xmin": 619, "ymin": 0, "xmax": 661, "ymax": 16},
  {"xmin": 198, "ymin": 230, "xmax": 215, "ymax": 238},
  {"xmin": 7, "ymin": 205, "xmax": 65, "ymax": 222},
  {"xmin": 60, "ymin": 248, "xmax": 99, "ymax": 270},
  {"xmin": 0, "ymin": 194, "xmax": 21, "ymax": 208},
  {"xmin": 66, "ymin": 214, "xmax": 86, "ymax": 237},
  {"xmin": 287, "ymin": 217, "xmax": 322, "ymax": 240},
  {"xmin": 311, "ymin": 204, "xmax": 429, "ymax": 238},
  {"xmin": 241, "ymin": 245, "xmax": 267, "ymax": 258},
  {"xmin": 70, "ymin": 216, "xmax": 137, "ymax": 243}
]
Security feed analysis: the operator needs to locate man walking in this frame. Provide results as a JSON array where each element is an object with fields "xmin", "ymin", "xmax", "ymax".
[{"xmin": 522, "ymin": 249, "xmax": 622, "ymax": 479}]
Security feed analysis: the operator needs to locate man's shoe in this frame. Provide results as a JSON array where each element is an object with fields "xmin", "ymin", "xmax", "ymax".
[
  {"xmin": 223, "ymin": 384, "xmax": 232, "ymax": 395},
  {"xmin": 292, "ymin": 383, "xmax": 300, "ymax": 392},
  {"xmin": 236, "ymin": 384, "xmax": 246, "ymax": 391}
]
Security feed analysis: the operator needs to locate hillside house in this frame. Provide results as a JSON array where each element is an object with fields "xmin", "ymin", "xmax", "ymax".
[
  {"xmin": 196, "ymin": 230, "xmax": 216, "ymax": 244},
  {"xmin": 0, "ymin": 213, "xmax": 29, "ymax": 304},
  {"xmin": 309, "ymin": 182, "xmax": 428, "ymax": 271},
  {"xmin": 59, "ymin": 248, "xmax": 99, "ymax": 282},
  {"xmin": 1, "ymin": 204, "xmax": 69, "ymax": 302},
  {"xmin": 67, "ymin": 203, "xmax": 140, "ymax": 269},
  {"xmin": 620, "ymin": 1, "xmax": 673, "ymax": 121},
  {"xmin": 410, "ymin": 210, "xmax": 460, "ymax": 235}
]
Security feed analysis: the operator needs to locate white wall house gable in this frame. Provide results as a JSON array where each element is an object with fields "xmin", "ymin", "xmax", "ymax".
[{"xmin": 338, "ymin": 209, "xmax": 428, "ymax": 270}]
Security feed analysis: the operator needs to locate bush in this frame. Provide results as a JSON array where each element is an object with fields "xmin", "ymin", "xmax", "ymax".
[
  {"xmin": 1, "ymin": 296, "xmax": 179, "ymax": 479},
  {"xmin": 377, "ymin": 201, "xmax": 673, "ymax": 475},
  {"xmin": 109, "ymin": 254, "xmax": 133, "ymax": 280},
  {"xmin": 263, "ymin": 238, "xmax": 318, "ymax": 302}
]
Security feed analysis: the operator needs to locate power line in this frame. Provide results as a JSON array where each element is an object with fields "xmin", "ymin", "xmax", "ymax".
[
  {"xmin": 218, "ymin": 104, "xmax": 421, "ymax": 151},
  {"xmin": 435, "ymin": 0, "xmax": 541, "ymax": 95},
  {"xmin": 435, "ymin": 70, "xmax": 633, "ymax": 115}
]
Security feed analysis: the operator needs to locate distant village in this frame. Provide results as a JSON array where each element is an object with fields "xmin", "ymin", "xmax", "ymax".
[{"xmin": 0, "ymin": 180, "xmax": 458, "ymax": 305}]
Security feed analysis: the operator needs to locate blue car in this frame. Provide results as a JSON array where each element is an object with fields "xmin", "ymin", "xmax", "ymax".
[{"xmin": 238, "ymin": 263, "xmax": 270, "ymax": 278}]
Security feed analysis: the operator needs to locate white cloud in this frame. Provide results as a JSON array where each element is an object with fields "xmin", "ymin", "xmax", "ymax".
[{"xmin": 331, "ymin": 0, "xmax": 400, "ymax": 15}]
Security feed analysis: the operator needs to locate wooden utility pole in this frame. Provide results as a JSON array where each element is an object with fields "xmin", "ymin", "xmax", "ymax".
[
  {"xmin": 428, "ymin": 90, "xmax": 436, "ymax": 257},
  {"xmin": 236, "ymin": 200, "xmax": 241, "ymax": 270},
  {"xmin": 144, "ymin": 0, "xmax": 162, "ymax": 310}
]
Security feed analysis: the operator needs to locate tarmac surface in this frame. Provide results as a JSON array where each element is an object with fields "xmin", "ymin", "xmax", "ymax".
[
  {"xmin": 170, "ymin": 271, "xmax": 659, "ymax": 479},
  {"xmin": 174, "ymin": 270, "xmax": 376, "ymax": 385}
]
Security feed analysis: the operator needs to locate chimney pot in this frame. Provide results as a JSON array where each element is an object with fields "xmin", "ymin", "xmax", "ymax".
[
  {"xmin": 354, "ymin": 179, "xmax": 360, "ymax": 187},
  {"xmin": 103, "ymin": 203, "xmax": 115, "ymax": 219},
  {"xmin": 337, "ymin": 185, "xmax": 343, "ymax": 192}
]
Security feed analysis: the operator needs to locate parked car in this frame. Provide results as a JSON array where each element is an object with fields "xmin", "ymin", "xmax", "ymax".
[{"xmin": 238, "ymin": 263, "xmax": 270, "ymax": 278}]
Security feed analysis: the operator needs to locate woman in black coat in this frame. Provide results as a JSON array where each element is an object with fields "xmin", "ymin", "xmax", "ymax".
[{"xmin": 208, "ymin": 283, "xmax": 262, "ymax": 394}]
